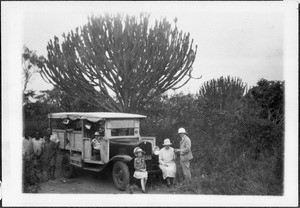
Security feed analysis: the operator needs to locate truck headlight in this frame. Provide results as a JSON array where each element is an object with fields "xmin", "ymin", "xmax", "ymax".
[{"xmin": 152, "ymin": 146, "xmax": 160, "ymax": 155}]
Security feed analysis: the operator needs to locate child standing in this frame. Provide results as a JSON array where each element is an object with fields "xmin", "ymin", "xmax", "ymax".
[{"xmin": 133, "ymin": 147, "xmax": 148, "ymax": 193}]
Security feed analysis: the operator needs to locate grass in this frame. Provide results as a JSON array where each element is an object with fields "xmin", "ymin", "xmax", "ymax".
[{"xmin": 149, "ymin": 153, "xmax": 283, "ymax": 195}]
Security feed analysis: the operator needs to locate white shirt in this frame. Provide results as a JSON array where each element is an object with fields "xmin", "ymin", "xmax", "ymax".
[
  {"xmin": 23, "ymin": 137, "xmax": 33, "ymax": 157},
  {"xmin": 50, "ymin": 133, "xmax": 59, "ymax": 143},
  {"xmin": 32, "ymin": 138, "xmax": 45, "ymax": 156},
  {"xmin": 92, "ymin": 137, "xmax": 101, "ymax": 150}
]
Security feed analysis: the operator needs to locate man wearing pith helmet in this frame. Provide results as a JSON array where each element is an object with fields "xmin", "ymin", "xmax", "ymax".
[{"xmin": 175, "ymin": 127, "xmax": 193, "ymax": 183}]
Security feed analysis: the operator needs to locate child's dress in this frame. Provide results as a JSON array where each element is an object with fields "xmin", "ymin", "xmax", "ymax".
[{"xmin": 133, "ymin": 157, "xmax": 148, "ymax": 179}]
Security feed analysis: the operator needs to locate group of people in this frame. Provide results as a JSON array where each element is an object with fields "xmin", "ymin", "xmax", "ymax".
[
  {"xmin": 23, "ymin": 127, "xmax": 192, "ymax": 192},
  {"xmin": 23, "ymin": 128, "xmax": 59, "ymax": 181},
  {"xmin": 133, "ymin": 127, "xmax": 193, "ymax": 193}
]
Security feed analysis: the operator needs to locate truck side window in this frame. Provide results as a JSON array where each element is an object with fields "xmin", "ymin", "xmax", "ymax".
[{"xmin": 111, "ymin": 128, "xmax": 134, "ymax": 136}]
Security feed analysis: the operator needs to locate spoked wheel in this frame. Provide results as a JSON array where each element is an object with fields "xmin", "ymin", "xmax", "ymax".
[
  {"xmin": 61, "ymin": 154, "xmax": 74, "ymax": 178},
  {"xmin": 112, "ymin": 161, "xmax": 130, "ymax": 191}
]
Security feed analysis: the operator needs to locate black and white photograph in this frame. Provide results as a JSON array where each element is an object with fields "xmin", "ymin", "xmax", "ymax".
[{"xmin": 1, "ymin": 1, "xmax": 298, "ymax": 207}]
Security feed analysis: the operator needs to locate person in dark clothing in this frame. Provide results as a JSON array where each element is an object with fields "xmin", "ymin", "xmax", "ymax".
[{"xmin": 43, "ymin": 133, "xmax": 58, "ymax": 180}]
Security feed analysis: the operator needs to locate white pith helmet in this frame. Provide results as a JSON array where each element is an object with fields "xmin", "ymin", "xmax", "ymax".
[
  {"xmin": 163, "ymin": 138, "xmax": 172, "ymax": 146},
  {"xmin": 178, "ymin": 127, "xmax": 187, "ymax": 134}
]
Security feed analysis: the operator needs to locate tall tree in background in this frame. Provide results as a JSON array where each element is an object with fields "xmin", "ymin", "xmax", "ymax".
[
  {"xmin": 41, "ymin": 13, "xmax": 197, "ymax": 112},
  {"xmin": 22, "ymin": 46, "xmax": 44, "ymax": 104},
  {"xmin": 198, "ymin": 76, "xmax": 247, "ymax": 112}
]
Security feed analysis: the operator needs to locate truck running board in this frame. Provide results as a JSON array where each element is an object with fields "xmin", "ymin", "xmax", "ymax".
[
  {"xmin": 83, "ymin": 167, "xmax": 103, "ymax": 172},
  {"xmin": 83, "ymin": 159, "xmax": 105, "ymax": 165}
]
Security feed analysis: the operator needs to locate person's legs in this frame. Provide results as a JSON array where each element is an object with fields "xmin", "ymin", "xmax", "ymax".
[
  {"xmin": 37, "ymin": 156, "xmax": 43, "ymax": 174},
  {"xmin": 181, "ymin": 161, "xmax": 191, "ymax": 183},
  {"xmin": 51, "ymin": 166, "xmax": 56, "ymax": 180},
  {"xmin": 170, "ymin": 177, "xmax": 174, "ymax": 185},
  {"xmin": 166, "ymin": 177, "xmax": 171, "ymax": 186},
  {"xmin": 140, "ymin": 178, "xmax": 145, "ymax": 192},
  {"xmin": 142, "ymin": 178, "xmax": 148, "ymax": 193},
  {"xmin": 47, "ymin": 166, "xmax": 51, "ymax": 181}
]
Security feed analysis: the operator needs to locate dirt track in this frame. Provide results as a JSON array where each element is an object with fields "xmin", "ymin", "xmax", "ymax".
[{"xmin": 39, "ymin": 172, "xmax": 127, "ymax": 194}]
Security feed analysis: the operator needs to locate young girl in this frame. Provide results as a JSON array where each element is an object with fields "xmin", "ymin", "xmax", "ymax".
[{"xmin": 133, "ymin": 147, "xmax": 148, "ymax": 193}]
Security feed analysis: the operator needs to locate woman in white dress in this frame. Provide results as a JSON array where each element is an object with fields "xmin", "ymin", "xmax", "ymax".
[{"xmin": 159, "ymin": 138, "xmax": 176, "ymax": 187}]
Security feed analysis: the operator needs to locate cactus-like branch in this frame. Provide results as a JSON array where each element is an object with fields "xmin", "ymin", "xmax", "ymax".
[{"xmin": 41, "ymin": 13, "xmax": 197, "ymax": 112}]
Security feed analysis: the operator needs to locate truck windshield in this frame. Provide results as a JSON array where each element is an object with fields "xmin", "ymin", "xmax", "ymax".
[{"xmin": 111, "ymin": 128, "xmax": 134, "ymax": 136}]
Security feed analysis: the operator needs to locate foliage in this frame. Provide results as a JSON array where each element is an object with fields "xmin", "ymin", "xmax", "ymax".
[
  {"xmin": 198, "ymin": 76, "xmax": 247, "ymax": 111},
  {"xmin": 22, "ymin": 46, "xmax": 45, "ymax": 105},
  {"xmin": 40, "ymin": 13, "xmax": 197, "ymax": 113},
  {"xmin": 23, "ymin": 74, "xmax": 284, "ymax": 195},
  {"xmin": 22, "ymin": 46, "xmax": 40, "ymax": 91},
  {"xmin": 23, "ymin": 86, "xmax": 104, "ymax": 137},
  {"xmin": 141, "ymin": 77, "xmax": 284, "ymax": 195},
  {"xmin": 23, "ymin": 101, "xmax": 55, "ymax": 137},
  {"xmin": 36, "ymin": 87, "xmax": 102, "ymax": 112},
  {"xmin": 23, "ymin": 157, "xmax": 42, "ymax": 193},
  {"xmin": 247, "ymin": 79, "xmax": 284, "ymax": 125},
  {"xmin": 140, "ymin": 92, "xmax": 198, "ymax": 147}
]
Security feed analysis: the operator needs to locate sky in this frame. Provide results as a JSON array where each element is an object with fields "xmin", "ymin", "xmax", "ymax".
[{"xmin": 18, "ymin": 1, "xmax": 285, "ymax": 94}]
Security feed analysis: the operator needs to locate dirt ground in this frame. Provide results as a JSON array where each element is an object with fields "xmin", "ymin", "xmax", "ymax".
[{"xmin": 38, "ymin": 153, "xmax": 168, "ymax": 194}]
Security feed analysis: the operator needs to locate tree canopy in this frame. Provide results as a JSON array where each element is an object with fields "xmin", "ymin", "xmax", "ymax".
[
  {"xmin": 247, "ymin": 79, "xmax": 284, "ymax": 125},
  {"xmin": 198, "ymin": 76, "xmax": 247, "ymax": 112},
  {"xmin": 41, "ymin": 13, "xmax": 198, "ymax": 112},
  {"xmin": 22, "ymin": 46, "xmax": 44, "ymax": 104}
]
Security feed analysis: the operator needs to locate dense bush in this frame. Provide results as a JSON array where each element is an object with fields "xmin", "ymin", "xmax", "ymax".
[
  {"xmin": 23, "ymin": 157, "xmax": 41, "ymax": 193},
  {"xmin": 141, "ymin": 76, "xmax": 284, "ymax": 195}
]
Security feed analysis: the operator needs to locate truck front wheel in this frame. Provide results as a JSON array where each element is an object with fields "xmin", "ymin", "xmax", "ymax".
[{"xmin": 112, "ymin": 161, "xmax": 130, "ymax": 191}]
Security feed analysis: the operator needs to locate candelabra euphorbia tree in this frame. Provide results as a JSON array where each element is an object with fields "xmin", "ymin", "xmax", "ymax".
[{"xmin": 41, "ymin": 13, "xmax": 198, "ymax": 112}]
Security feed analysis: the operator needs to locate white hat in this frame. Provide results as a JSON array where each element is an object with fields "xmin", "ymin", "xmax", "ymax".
[
  {"xmin": 163, "ymin": 138, "xmax": 172, "ymax": 146},
  {"xmin": 134, "ymin": 147, "xmax": 145, "ymax": 154},
  {"xmin": 94, "ymin": 131, "xmax": 100, "ymax": 136},
  {"xmin": 85, "ymin": 123, "xmax": 92, "ymax": 129},
  {"xmin": 178, "ymin": 127, "xmax": 187, "ymax": 134}
]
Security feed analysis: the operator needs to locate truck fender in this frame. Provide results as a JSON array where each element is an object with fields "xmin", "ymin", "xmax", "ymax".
[{"xmin": 109, "ymin": 155, "xmax": 133, "ymax": 163}]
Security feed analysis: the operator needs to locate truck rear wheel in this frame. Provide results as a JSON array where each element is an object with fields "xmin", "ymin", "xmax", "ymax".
[
  {"xmin": 112, "ymin": 161, "xmax": 130, "ymax": 191},
  {"xmin": 61, "ymin": 154, "xmax": 74, "ymax": 178}
]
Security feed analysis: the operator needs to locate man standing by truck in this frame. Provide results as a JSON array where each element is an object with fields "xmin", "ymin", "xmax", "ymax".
[
  {"xmin": 174, "ymin": 127, "xmax": 193, "ymax": 184},
  {"xmin": 46, "ymin": 128, "xmax": 60, "ymax": 149},
  {"xmin": 44, "ymin": 132, "xmax": 58, "ymax": 180}
]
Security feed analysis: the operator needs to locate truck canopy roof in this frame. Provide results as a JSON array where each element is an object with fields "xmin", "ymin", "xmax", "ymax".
[{"xmin": 48, "ymin": 112, "xmax": 146, "ymax": 122}]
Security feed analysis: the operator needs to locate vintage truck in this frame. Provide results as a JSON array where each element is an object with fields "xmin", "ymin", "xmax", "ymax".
[{"xmin": 48, "ymin": 112, "xmax": 161, "ymax": 190}]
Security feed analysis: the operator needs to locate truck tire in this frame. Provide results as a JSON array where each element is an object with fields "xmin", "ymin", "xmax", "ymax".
[
  {"xmin": 112, "ymin": 161, "xmax": 130, "ymax": 191},
  {"xmin": 61, "ymin": 154, "xmax": 74, "ymax": 178}
]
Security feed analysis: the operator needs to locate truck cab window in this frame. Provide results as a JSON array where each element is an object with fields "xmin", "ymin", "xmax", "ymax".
[{"xmin": 111, "ymin": 128, "xmax": 134, "ymax": 136}]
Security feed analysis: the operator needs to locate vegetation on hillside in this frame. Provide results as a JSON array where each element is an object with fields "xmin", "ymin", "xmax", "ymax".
[{"xmin": 23, "ymin": 76, "xmax": 284, "ymax": 195}]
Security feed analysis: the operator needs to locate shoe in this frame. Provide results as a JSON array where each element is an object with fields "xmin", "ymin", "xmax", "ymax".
[
  {"xmin": 142, "ymin": 190, "xmax": 147, "ymax": 193},
  {"xmin": 167, "ymin": 183, "xmax": 171, "ymax": 188}
]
